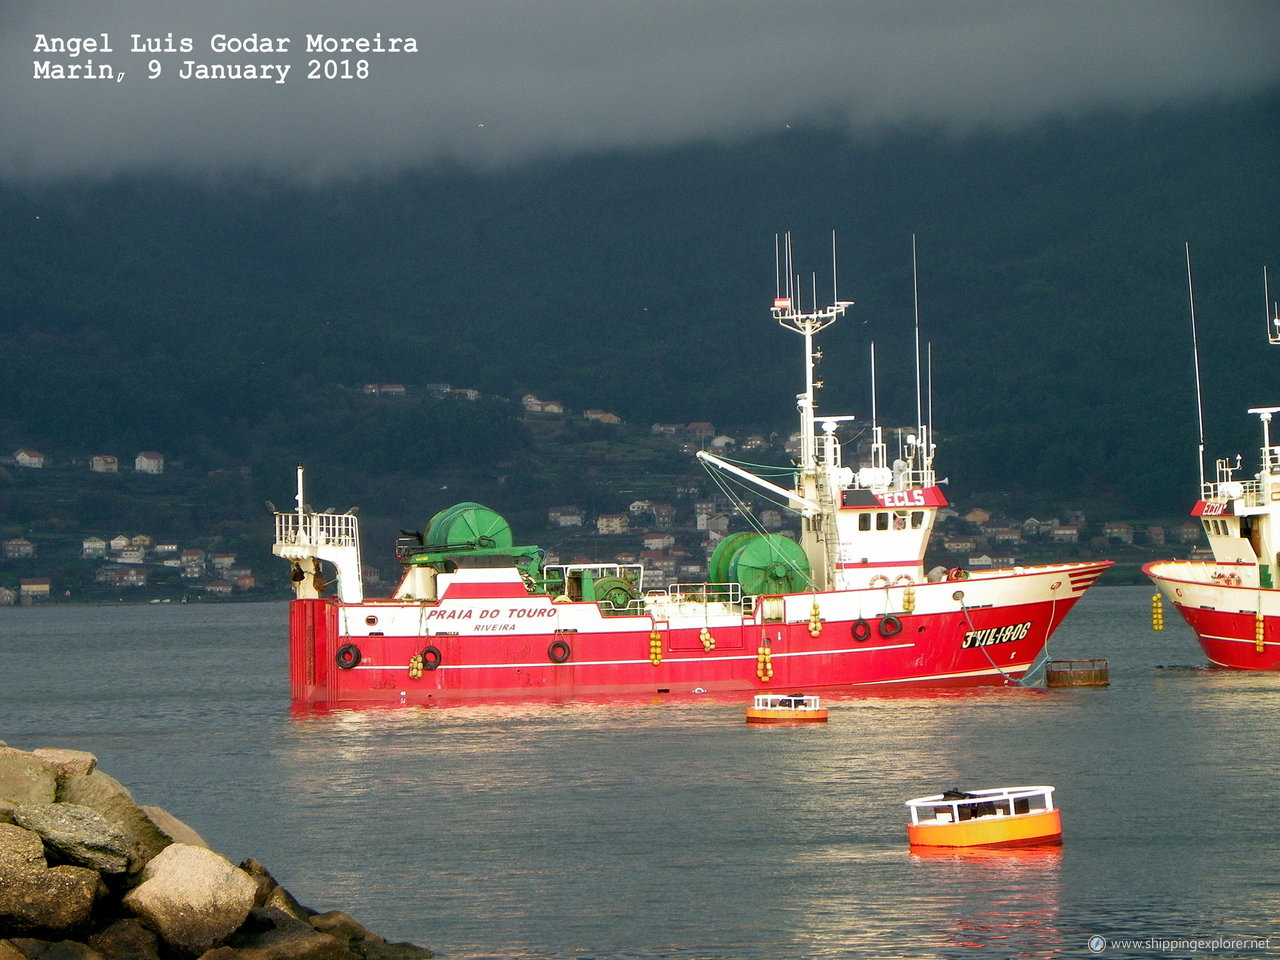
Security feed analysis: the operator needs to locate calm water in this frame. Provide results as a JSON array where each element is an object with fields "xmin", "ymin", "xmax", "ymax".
[{"xmin": 3, "ymin": 587, "xmax": 1279, "ymax": 959}]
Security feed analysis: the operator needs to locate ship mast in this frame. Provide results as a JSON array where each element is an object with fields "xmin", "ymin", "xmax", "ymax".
[
  {"xmin": 772, "ymin": 231, "xmax": 854, "ymax": 478},
  {"xmin": 697, "ymin": 233, "xmax": 853, "ymax": 585}
]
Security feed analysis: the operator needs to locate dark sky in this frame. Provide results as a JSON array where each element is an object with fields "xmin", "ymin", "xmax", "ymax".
[{"xmin": 4, "ymin": 0, "xmax": 1279, "ymax": 184}]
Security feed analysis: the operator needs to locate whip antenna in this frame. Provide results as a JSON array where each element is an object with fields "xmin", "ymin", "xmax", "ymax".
[
  {"xmin": 1266, "ymin": 266, "xmax": 1280, "ymax": 345},
  {"xmin": 870, "ymin": 341, "xmax": 878, "ymax": 428},
  {"xmin": 913, "ymin": 235, "xmax": 923, "ymax": 435},
  {"xmin": 1186, "ymin": 243, "xmax": 1206, "ymax": 493}
]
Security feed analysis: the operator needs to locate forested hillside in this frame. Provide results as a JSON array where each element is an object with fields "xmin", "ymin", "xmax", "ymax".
[{"xmin": 2, "ymin": 92, "xmax": 1277, "ymax": 526}]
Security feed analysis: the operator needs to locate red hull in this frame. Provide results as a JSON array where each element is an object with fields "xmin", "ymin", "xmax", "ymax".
[
  {"xmin": 287, "ymin": 570, "xmax": 1107, "ymax": 706},
  {"xmin": 1164, "ymin": 602, "xmax": 1280, "ymax": 670}
]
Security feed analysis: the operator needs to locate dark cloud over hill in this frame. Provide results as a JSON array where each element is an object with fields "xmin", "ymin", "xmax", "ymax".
[{"xmin": 4, "ymin": 0, "xmax": 1278, "ymax": 183}]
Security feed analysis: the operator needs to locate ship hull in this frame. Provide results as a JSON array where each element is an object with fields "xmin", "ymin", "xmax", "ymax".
[
  {"xmin": 1144, "ymin": 560, "xmax": 1280, "ymax": 669},
  {"xmin": 289, "ymin": 561, "xmax": 1110, "ymax": 706},
  {"xmin": 907, "ymin": 809, "xmax": 1062, "ymax": 848}
]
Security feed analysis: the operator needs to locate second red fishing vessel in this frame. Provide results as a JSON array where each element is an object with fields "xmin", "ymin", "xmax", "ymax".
[
  {"xmin": 1144, "ymin": 267, "xmax": 1280, "ymax": 668},
  {"xmin": 275, "ymin": 238, "xmax": 1110, "ymax": 705},
  {"xmin": 1144, "ymin": 401, "xmax": 1280, "ymax": 668}
]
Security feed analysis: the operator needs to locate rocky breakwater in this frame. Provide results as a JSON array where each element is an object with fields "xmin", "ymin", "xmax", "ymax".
[{"xmin": 0, "ymin": 742, "xmax": 433, "ymax": 960}]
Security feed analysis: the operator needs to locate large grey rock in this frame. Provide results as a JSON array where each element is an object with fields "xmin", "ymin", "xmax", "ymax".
[
  {"xmin": 12, "ymin": 804, "xmax": 131, "ymax": 874},
  {"xmin": 30, "ymin": 751, "xmax": 97, "ymax": 786},
  {"xmin": 0, "ymin": 825, "xmax": 99, "ymax": 934},
  {"xmin": 122, "ymin": 844, "xmax": 257, "ymax": 955},
  {"xmin": 56, "ymin": 772, "xmax": 169, "ymax": 871},
  {"xmin": 0, "ymin": 750, "xmax": 56, "ymax": 806}
]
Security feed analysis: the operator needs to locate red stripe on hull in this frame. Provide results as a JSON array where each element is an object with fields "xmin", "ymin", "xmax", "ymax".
[
  {"xmin": 439, "ymin": 580, "xmax": 531, "ymax": 599},
  {"xmin": 288, "ymin": 586, "xmax": 1095, "ymax": 706}
]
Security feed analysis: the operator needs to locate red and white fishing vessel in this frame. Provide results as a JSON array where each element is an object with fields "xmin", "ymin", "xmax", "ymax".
[
  {"xmin": 1144, "ymin": 268, "xmax": 1280, "ymax": 669},
  {"xmin": 274, "ymin": 239, "xmax": 1110, "ymax": 705}
]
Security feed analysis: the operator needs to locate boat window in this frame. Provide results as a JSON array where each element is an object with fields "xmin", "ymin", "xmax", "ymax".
[
  {"xmin": 911, "ymin": 511, "xmax": 924, "ymax": 529},
  {"xmin": 859, "ymin": 513, "xmax": 871, "ymax": 531},
  {"xmin": 876, "ymin": 513, "xmax": 889, "ymax": 531}
]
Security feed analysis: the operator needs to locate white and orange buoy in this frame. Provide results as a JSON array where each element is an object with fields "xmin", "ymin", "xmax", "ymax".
[
  {"xmin": 905, "ymin": 786, "xmax": 1062, "ymax": 848},
  {"xmin": 745, "ymin": 693, "xmax": 829, "ymax": 724}
]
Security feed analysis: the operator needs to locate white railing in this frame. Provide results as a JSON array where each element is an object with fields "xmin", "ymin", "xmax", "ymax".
[
  {"xmin": 905, "ymin": 785, "xmax": 1055, "ymax": 825},
  {"xmin": 752, "ymin": 694, "xmax": 822, "ymax": 710},
  {"xmin": 1264, "ymin": 445, "xmax": 1280, "ymax": 475},
  {"xmin": 274, "ymin": 511, "xmax": 359, "ymax": 549},
  {"xmin": 1202, "ymin": 478, "xmax": 1263, "ymax": 507},
  {"xmin": 545, "ymin": 562, "xmax": 644, "ymax": 583},
  {"xmin": 661, "ymin": 582, "xmax": 744, "ymax": 605}
]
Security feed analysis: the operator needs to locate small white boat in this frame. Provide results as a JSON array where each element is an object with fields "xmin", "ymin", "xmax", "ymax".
[{"xmin": 745, "ymin": 693, "xmax": 829, "ymax": 724}]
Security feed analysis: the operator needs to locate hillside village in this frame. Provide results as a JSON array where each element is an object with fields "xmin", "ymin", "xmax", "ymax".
[
  {"xmin": 0, "ymin": 383, "xmax": 1208, "ymax": 603},
  {"xmin": 1, "ymin": 448, "xmax": 257, "ymax": 604}
]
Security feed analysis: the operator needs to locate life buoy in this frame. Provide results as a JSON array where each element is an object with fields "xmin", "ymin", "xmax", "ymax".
[
  {"xmin": 421, "ymin": 645, "xmax": 442, "ymax": 671},
  {"xmin": 947, "ymin": 568, "xmax": 969, "ymax": 581},
  {"xmin": 879, "ymin": 615, "xmax": 903, "ymax": 637},
  {"xmin": 852, "ymin": 618, "xmax": 872, "ymax": 642},
  {"xmin": 869, "ymin": 575, "xmax": 891, "ymax": 588},
  {"xmin": 548, "ymin": 639, "xmax": 572, "ymax": 663},
  {"xmin": 335, "ymin": 644, "xmax": 361, "ymax": 669}
]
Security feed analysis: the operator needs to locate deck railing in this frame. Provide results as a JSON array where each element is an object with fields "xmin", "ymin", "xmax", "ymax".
[
  {"xmin": 274, "ymin": 511, "xmax": 359, "ymax": 549},
  {"xmin": 905, "ymin": 786, "xmax": 1055, "ymax": 825},
  {"xmin": 660, "ymin": 582, "xmax": 744, "ymax": 605},
  {"xmin": 1202, "ymin": 478, "xmax": 1264, "ymax": 507}
]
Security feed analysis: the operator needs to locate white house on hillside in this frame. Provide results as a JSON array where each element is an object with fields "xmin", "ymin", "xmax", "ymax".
[{"xmin": 136, "ymin": 451, "xmax": 165, "ymax": 474}]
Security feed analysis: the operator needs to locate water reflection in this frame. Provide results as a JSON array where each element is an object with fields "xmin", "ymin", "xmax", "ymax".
[
  {"xmin": 269, "ymin": 686, "xmax": 1087, "ymax": 957},
  {"xmin": 908, "ymin": 845, "xmax": 1063, "ymax": 958},
  {"xmin": 11, "ymin": 590, "xmax": 1274, "ymax": 957}
]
